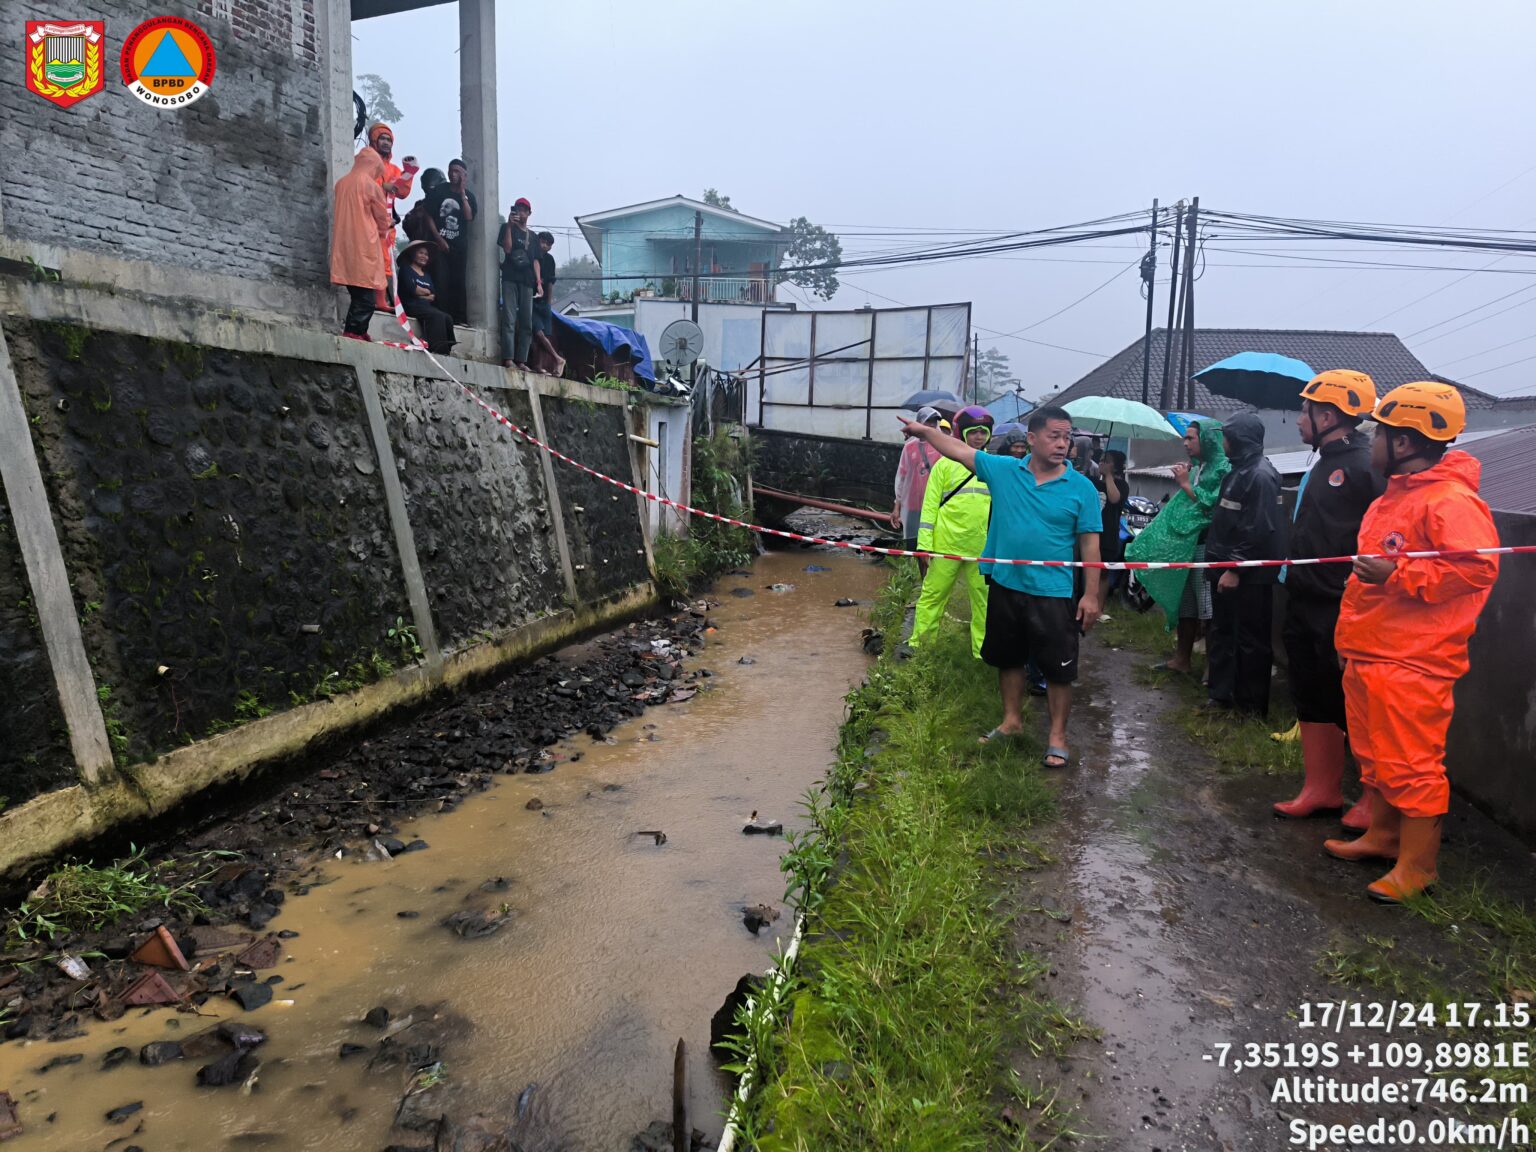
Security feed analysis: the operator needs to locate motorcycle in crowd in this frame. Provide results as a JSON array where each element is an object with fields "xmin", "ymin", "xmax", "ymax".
[{"xmin": 1119, "ymin": 495, "xmax": 1160, "ymax": 613}]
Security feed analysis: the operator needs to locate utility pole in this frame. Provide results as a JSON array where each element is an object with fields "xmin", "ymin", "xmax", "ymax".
[
  {"xmin": 1178, "ymin": 198, "xmax": 1200, "ymax": 410},
  {"xmin": 973, "ymin": 333, "xmax": 981, "ymax": 403},
  {"xmin": 691, "ymin": 209, "xmax": 702, "ymax": 324},
  {"xmin": 1158, "ymin": 200, "xmax": 1185, "ymax": 411},
  {"xmin": 1139, "ymin": 198, "xmax": 1159, "ymax": 407}
]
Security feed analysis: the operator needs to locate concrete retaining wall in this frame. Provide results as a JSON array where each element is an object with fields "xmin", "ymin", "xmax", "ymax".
[
  {"xmin": 0, "ymin": 275, "xmax": 674, "ymax": 875},
  {"xmin": 750, "ymin": 427, "xmax": 902, "ymax": 508},
  {"xmin": 1449, "ymin": 510, "xmax": 1536, "ymax": 843}
]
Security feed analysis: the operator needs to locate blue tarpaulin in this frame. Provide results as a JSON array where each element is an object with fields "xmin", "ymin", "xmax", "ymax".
[{"xmin": 552, "ymin": 312, "xmax": 656, "ymax": 383}]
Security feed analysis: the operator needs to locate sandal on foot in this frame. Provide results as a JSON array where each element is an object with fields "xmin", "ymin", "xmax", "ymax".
[
  {"xmin": 979, "ymin": 727, "xmax": 1021, "ymax": 745},
  {"xmin": 1148, "ymin": 661, "xmax": 1190, "ymax": 675},
  {"xmin": 1042, "ymin": 746, "xmax": 1071, "ymax": 769}
]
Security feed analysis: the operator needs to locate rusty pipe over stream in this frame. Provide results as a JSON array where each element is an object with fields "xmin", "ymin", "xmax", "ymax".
[{"xmin": 751, "ymin": 484, "xmax": 892, "ymax": 526}]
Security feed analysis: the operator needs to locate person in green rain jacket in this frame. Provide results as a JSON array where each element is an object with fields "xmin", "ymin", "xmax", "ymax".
[
  {"xmin": 910, "ymin": 407, "xmax": 995, "ymax": 658},
  {"xmin": 1125, "ymin": 418, "xmax": 1230, "ymax": 673}
]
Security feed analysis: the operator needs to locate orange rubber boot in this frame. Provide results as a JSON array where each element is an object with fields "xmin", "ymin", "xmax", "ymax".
[
  {"xmin": 1340, "ymin": 786, "xmax": 1376, "ymax": 831},
  {"xmin": 1324, "ymin": 790, "xmax": 1400, "ymax": 863},
  {"xmin": 1274, "ymin": 723, "xmax": 1347, "ymax": 818},
  {"xmin": 1367, "ymin": 816, "xmax": 1441, "ymax": 903}
]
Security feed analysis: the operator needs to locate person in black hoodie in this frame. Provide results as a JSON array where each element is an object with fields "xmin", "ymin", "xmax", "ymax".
[
  {"xmin": 1273, "ymin": 371, "xmax": 1386, "ymax": 821},
  {"xmin": 1204, "ymin": 412, "xmax": 1284, "ymax": 716}
]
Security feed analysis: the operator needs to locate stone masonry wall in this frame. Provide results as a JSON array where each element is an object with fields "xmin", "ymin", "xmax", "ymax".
[
  {"xmin": 6, "ymin": 319, "xmax": 409, "ymax": 764},
  {"xmin": 540, "ymin": 397, "xmax": 651, "ymax": 602},
  {"xmin": 0, "ymin": 0, "xmax": 328, "ymax": 292},
  {"xmin": 375, "ymin": 374, "xmax": 568, "ymax": 650},
  {"xmin": 0, "ymin": 472, "xmax": 76, "ymax": 809}
]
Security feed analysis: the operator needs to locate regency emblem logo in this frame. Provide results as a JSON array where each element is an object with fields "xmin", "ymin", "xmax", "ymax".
[
  {"xmin": 120, "ymin": 15, "xmax": 215, "ymax": 108},
  {"xmin": 24, "ymin": 21, "xmax": 105, "ymax": 108}
]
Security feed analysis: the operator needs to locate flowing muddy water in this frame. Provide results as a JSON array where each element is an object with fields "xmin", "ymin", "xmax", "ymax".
[{"xmin": 0, "ymin": 549, "xmax": 886, "ymax": 1152}]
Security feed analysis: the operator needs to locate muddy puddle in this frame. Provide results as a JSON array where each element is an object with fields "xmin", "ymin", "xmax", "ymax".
[{"xmin": 0, "ymin": 549, "xmax": 886, "ymax": 1151}]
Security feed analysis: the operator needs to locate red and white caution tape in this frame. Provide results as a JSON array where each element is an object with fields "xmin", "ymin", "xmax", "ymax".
[{"xmin": 381, "ymin": 301, "xmax": 1536, "ymax": 571}]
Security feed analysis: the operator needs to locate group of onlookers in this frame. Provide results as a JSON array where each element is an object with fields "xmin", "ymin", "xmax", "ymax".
[
  {"xmin": 899, "ymin": 372, "xmax": 1501, "ymax": 906},
  {"xmin": 329, "ymin": 123, "xmax": 563, "ymax": 373}
]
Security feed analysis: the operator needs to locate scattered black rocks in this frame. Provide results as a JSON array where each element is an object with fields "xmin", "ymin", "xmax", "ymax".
[
  {"xmin": 139, "ymin": 1041, "xmax": 183, "ymax": 1067},
  {"xmin": 364, "ymin": 1006, "xmax": 391, "ymax": 1029},
  {"xmin": 742, "ymin": 904, "xmax": 781, "ymax": 936},
  {"xmin": 100, "ymin": 1046, "xmax": 134, "ymax": 1071},
  {"xmin": 35, "ymin": 1054, "xmax": 82, "ymax": 1074},
  {"xmin": 105, "ymin": 1102, "xmax": 143, "ymax": 1124}
]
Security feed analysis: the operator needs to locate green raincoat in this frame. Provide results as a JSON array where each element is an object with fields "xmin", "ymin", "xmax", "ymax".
[{"xmin": 1125, "ymin": 419, "xmax": 1230, "ymax": 626}]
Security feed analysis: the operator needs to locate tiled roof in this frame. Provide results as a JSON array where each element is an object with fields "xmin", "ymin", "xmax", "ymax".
[
  {"xmin": 1463, "ymin": 424, "xmax": 1536, "ymax": 514},
  {"xmin": 1052, "ymin": 329, "xmax": 1503, "ymax": 412}
]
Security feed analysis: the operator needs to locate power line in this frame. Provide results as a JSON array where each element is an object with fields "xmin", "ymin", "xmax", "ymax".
[
  {"xmin": 1404, "ymin": 283, "xmax": 1536, "ymax": 340},
  {"xmin": 1435, "ymin": 330, "xmax": 1536, "ymax": 369},
  {"xmin": 1460, "ymin": 348, "xmax": 1536, "ymax": 378}
]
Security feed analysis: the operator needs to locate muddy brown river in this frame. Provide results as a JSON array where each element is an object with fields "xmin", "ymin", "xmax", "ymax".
[{"xmin": 0, "ymin": 549, "xmax": 886, "ymax": 1151}]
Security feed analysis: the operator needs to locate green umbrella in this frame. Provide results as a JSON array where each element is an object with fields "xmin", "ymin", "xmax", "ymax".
[{"xmin": 1062, "ymin": 396, "xmax": 1180, "ymax": 441}]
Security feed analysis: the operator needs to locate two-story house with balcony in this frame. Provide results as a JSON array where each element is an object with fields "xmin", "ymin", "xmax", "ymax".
[{"xmin": 571, "ymin": 195, "xmax": 789, "ymax": 329}]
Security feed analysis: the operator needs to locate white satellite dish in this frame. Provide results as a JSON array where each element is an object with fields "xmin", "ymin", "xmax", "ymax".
[{"xmin": 659, "ymin": 319, "xmax": 704, "ymax": 367}]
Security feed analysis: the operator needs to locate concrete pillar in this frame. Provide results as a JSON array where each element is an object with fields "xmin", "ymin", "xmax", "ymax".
[
  {"xmin": 319, "ymin": 0, "xmax": 354, "ymax": 326},
  {"xmin": 0, "ymin": 330, "xmax": 114, "ymax": 784},
  {"xmin": 524, "ymin": 384, "xmax": 579, "ymax": 603},
  {"xmin": 348, "ymin": 361, "xmax": 443, "ymax": 668},
  {"xmin": 460, "ymin": 0, "xmax": 500, "ymax": 339}
]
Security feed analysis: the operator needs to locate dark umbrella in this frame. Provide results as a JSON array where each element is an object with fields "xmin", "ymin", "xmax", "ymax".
[
  {"xmin": 901, "ymin": 389, "xmax": 960, "ymax": 410},
  {"xmin": 1193, "ymin": 352, "xmax": 1315, "ymax": 410}
]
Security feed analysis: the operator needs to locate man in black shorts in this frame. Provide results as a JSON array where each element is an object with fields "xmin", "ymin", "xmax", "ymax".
[{"xmin": 901, "ymin": 406, "xmax": 1103, "ymax": 768}]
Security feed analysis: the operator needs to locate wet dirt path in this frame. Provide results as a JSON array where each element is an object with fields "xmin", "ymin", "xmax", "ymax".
[
  {"xmin": 1014, "ymin": 630, "xmax": 1536, "ymax": 1151},
  {"xmin": 0, "ymin": 550, "xmax": 885, "ymax": 1152}
]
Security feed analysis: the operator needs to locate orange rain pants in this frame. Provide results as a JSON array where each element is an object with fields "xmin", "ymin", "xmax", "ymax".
[{"xmin": 1343, "ymin": 659, "xmax": 1455, "ymax": 818}]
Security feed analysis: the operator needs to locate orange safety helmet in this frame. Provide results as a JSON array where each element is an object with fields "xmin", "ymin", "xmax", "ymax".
[
  {"xmin": 1373, "ymin": 380, "xmax": 1465, "ymax": 442},
  {"xmin": 1300, "ymin": 369, "xmax": 1376, "ymax": 417}
]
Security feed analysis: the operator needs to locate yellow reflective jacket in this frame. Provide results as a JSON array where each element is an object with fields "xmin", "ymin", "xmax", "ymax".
[{"xmin": 918, "ymin": 455, "xmax": 991, "ymax": 555}]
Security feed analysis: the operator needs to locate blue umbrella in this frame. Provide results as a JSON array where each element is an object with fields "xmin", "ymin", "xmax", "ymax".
[
  {"xmin": 1194, "ymin": 351, "xmax": 1314, "ymax": 410},
  {"xmin": 1165, "ymin": 411, "xmax": 1210, "ymax": 436}
]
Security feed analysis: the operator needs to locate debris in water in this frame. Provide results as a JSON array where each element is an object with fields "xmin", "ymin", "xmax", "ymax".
[
  {"xmin": 338, "ymin": 1043, "xmax": 369, "ymax": 1059},
  {"xmin": 101, "ymin": 1046, "xmax": 134, "ymax": 1071},
  {"xmin": 480, "ymin": 877, "xmax": 511, "ymax": 892},
  {"xmin": 235, "ymin": 935, "xmax": 282, "ymax": 970},
  {"xmin": 364, "ymin": 1006, "xmax": 391, "ymax": 1029},
  {"xmin": 525, "ymin": 798, "xmax": 544, "ymax": 811},
  {"xmin": 737, "ymin": 656, "xmax": 755, "ymax": 665},
  {"xmin": 766, "ymin": 583, "xmax": 795, "ymax": 593},
  {"xmin": 197, "ymin": 1049, "xmax": 259, "ymax": 1088},
  {"xmin": 834, "ymin": 598, "xmax": 859, "ymax": 607},
  {"xmin": 743, "ymin": 811, "xmax": 784, "ymax": 836},
  {"xmin": 0, "ymin": 1091, "xmax": 20, "ymax": 1142},
  {"xmin": 130, "ymin": 925, "xmax": 190, "ymax": 971},
  {"xmin": 729, "ymin": 587, "xmax": 755, "ymax": 598},
  {"xmin": 138, "ymin": 1041, "xmax": 183, "ymax": 1067},
  {"xmin": 804, "ymin": 564, "xmax": 832, "ymax": 572},
  {"xmin": 861, "ymin": 628, "xmax": 884, "ymax": 655},
  {"xmin": 105, "ymin": 1102, "xmax": 143, "ymax": 1124},
  {"xmin": 121, "ymin": 971, "xmax": 181, "ymax": 1007},
  {"xmin": 54, "ymin": 954, "xmax": 91, "ymax": 980},
  {"xmin": 667, "ymin": 687, "xmax": 697, "ymax": 703},
  {"xmin": 34, "ymin": 1054, "xmax": 82, "ymax": 1074},
  {"xmin": 742, "ymin": 904, "xmax": 781, "ymax": 935},
  {"xmin": 516, "ymin": 1081, "xmax": 538, "ymax": 1122},
  {"xmin": 442, "ymin": 907, "xmax": 512, "ymax": 938},
  {"xmin": 634, "ymin": 830, "xmax": 668, "ymax": 846},
  {"xmin": 229, "ymin": 981, "xmax": 273, "ymax": 1011}
]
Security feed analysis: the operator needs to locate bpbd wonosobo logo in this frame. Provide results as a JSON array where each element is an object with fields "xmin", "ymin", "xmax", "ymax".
[{"xmin": 120, "ymin": 15, "xmax": 215, "ymax": 108}]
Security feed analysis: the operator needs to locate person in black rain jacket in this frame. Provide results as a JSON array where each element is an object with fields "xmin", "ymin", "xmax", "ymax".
[
  {"xmin": 1204, "ymin": 412, "xmax": 1284, "ymax": 716},
  {"xmin": 1272, "ymin": 371, "xmax": 1387, "ymax": 823}
]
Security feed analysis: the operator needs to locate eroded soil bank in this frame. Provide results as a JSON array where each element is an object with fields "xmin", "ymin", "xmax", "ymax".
[{"xmin": 0, "ymin": 547, "xmax": 886, "ymax": 1151}]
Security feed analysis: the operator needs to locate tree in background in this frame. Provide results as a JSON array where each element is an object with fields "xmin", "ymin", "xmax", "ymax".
[
  {"xmin": 357, "ymin": 74, "xmax": 404, "ymax": 123},
  {"xmin": 555, "ymin": 254, "xmax": 603, "ymax": 309},
  {"xmin": 783, "ymin": 218, "xmax": 842, "ymax": 301},
  {"xmin": 700, "ymin": 190, "xmax": 843, "ymax": 302},
  {"xmin": 973, "ymin": 347, "xmax": 1022, "ymax": 402}
]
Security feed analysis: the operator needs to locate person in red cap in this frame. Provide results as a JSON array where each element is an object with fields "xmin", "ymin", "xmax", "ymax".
[
  {"xmin": 498, "ymin": 197, "xmax": 543, "ymax": 370},
  {"xmin": 366, "ymin": 123, "xmax": 417, "ymax": 309}
]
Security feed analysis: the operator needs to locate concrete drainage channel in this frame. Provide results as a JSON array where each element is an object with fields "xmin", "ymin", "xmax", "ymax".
[{"xmin": 0, "ymin": 548, "xmax": 885, "ymax": 1151}]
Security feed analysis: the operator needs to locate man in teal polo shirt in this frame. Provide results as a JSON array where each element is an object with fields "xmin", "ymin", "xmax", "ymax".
[{"xmin": 901, "ymin": 405, "xmax": 1103, "ymax": 768}]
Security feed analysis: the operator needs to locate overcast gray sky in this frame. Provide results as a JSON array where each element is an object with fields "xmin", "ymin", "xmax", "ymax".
[{"xmin": 354, "ymin": 0, "xmax": 1536, "ymax": 397}]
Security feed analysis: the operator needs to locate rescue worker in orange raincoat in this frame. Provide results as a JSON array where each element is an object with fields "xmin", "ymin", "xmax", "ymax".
[
  {"xmin": 330, "ymin": 148, "xmax": 391, "ymax": 339},
  {"xmin": 1324, "ymin": 381, "xmax": 1500, "ymax": 903},
  {"xmin": 367, "ymin": 123, "xmax": 417, "ymax": 308}
]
